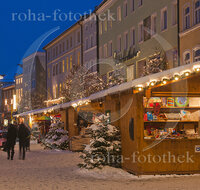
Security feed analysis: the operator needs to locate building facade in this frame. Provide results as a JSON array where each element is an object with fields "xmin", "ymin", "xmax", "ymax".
[
  {"xmin": 83, "ymin": 14, "xmax": 98, "ymax": 73},
  {"xmin": 0, "ymin": 84, "xmax": 15, "ymax": 125},
  {"xmin": 44, "ymin": 21, "xmax": 83, "ymax": 103},
  {"xmin": 96, "ymin": 0, "xmax": 178, "ymax": 81},
  {"xmin": 22, "ymin": 52, "xmax": 46, "ymax": 112},
  {"xmin": 179, "ymin": 0, "xmax": 200, "ymax": 65},
  {"xmin": 15, "ymin": 73, "xmax": 23, "ymax": 113}
]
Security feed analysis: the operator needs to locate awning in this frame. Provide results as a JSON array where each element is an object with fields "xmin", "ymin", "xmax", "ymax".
[{"xmin": 14, "ymin": 61, "xmax": 200, "ymax": 117}]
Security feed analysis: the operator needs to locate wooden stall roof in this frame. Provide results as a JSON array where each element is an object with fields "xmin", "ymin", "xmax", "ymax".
[{"xmin": 14, "ymin": 61, "xmax": 200, "ymax": 117}]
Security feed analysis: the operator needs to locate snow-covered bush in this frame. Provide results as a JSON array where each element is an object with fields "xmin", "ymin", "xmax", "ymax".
[
  {"xmin": 42, "ymin": 122, "xmax": 69, "ymax": 150},
  {"xmin": 78, "ymin": 115, "xmax": 122, "ymax": 169}
]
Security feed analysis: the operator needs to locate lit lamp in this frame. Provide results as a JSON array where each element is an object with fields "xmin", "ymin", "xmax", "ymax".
[
  {"xmin": 184, "ymin": 72, "xmax": 190, "ymax": 77},
  {"xmin": 149, "ymin": 81, "xmax": 156, "ymax": 87},
  {"xmin": 174, "ymin": 74, "xmax": 180, "ymax": 81},
  {"xmin": 162, "ymin": 78, "xmax": 168, "ymax": 85},
  {"xmin": 0, "ymin": 75, "xmax": 4, "ymax": 80},
  {"xmin": 194, "ymin": 66, "xmax": 200, "ymax": 72}
]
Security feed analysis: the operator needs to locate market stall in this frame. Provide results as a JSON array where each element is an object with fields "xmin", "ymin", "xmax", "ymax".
[{"xmin": 120, "ymin": 73, "xmax": 200, "ymax": 175}]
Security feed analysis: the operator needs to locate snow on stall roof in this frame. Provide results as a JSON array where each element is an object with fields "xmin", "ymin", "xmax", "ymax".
[{"xmin": 14, "ymin": 61, "xmax": 200, "ymax": 117}]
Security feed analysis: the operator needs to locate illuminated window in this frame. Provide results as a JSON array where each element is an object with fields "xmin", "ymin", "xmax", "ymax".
[
  {"xmin": 62, "ymin": 60, "xmax": 65, "ymax": 72},
  {"xmin": 66, "ymin": 57, "xmax": 69, "ymax": 72},
  {"xmin": 117, "ymin": 6, "xmax": 122, "ymax": 21},
  {"xmin": 183, "ymin": 51, "xmax": 191, "ymax": 64},
  {"xmin": 70, "ymin": 56, "xmax": 73, "ymax": 70},
  {"xmin": 194, "ymin": 48, "xmax": 200, "ymax": 62}
]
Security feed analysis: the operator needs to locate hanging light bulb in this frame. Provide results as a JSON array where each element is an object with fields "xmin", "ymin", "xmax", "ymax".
[
  {"xmin": 174, "ymin": 75, "xmax": 180, "ymax": 81},
  {"xmin": 184, "ymin": 72, "xmax": 190, "ymax": 77}
]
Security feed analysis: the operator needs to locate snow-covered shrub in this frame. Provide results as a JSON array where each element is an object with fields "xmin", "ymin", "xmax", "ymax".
[
  {"xmin": 42, "ymin": 122, "xmax": 69, "ymax": 150},
  {"xmin": 78, "ymin": 115, "xmax": 122, "ymax": 169}
]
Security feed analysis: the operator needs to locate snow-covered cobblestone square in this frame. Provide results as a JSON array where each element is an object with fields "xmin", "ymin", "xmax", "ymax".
[{"xmin": 0, "ymin": 144, "xmax": 200, "ymax": 190}]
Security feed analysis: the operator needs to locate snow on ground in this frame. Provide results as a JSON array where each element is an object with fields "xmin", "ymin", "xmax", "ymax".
[{"xmin": 0, "ymin": 144, "xmax": 200, "ymax": 190}]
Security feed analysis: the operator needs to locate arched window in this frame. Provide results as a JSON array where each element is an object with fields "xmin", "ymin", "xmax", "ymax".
[
  {"xmin": 194, "ymin": 0, "xmax": 200, "ymax": 24},
  {"xmin": 183, "ymin": 51, "xmax": 191, "ymax": 64},
  {"xmin": 194, "ymin": 48, "xmax": 200, "ymax": 62}
]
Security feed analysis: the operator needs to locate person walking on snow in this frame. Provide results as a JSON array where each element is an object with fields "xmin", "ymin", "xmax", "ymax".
[
  {"xmin": 6, "ymin": 124, "xmax": 18, "ymax": 160},
  {"xmin": 18, "ymin": 123, "xmax": 29, "ymax": 160}
]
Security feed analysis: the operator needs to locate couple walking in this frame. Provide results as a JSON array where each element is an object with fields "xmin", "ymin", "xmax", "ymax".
[{"xmin": 6, "ymin": 123, "xmax": 30, "ymax": 160}]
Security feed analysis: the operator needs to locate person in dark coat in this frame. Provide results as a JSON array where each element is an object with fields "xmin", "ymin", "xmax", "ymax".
[
  {"xmin": 6, "ymin": 124, "xmax": 18, "ymax": 160},
  {"xmin": 18, "ymin": 124, "xmax": 29, "ymax": 160}
]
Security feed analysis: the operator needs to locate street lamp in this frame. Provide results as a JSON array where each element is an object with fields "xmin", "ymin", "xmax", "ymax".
[{"xmin": 0, "ymin": 75, "xmax": 4, "ymax": 80}]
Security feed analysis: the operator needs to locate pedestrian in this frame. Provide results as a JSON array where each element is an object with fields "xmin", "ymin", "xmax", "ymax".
[
  {"xmin": 18, "ymin": 123, "xmax": 29, "ymax": 160},
  {"xmin": 25, "ymin": 125, "xmax": 31, "ymax": 151},
  {"xmin": 6, "ymin": 124, "xmax": 18, "ymax": 160}
]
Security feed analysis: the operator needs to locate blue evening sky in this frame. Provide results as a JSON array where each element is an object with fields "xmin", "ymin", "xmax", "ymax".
[{"xmin": 0, "ymin": 0, "xmax": 102, "ymax": 81}]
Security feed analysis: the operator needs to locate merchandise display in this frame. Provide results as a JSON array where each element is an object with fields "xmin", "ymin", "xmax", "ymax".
[{"xmin": 144, "ymin": 96, "xmax": 200, "ymax": 140}]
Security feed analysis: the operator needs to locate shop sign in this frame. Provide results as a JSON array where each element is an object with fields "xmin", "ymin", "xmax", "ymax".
[{"xmin": 195, "ymin": 145, "xmax": 200, "ymax": 153}]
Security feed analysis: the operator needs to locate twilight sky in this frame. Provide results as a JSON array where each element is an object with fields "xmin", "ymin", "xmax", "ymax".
[{"xmin": 0, "ymin": 0, "xmax": 102, "ymax": 81}]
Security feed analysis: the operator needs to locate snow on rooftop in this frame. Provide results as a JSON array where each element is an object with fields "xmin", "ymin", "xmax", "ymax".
[{"xmin": 15, "ymin": 61, "xmax": 200, "ymax": 117}]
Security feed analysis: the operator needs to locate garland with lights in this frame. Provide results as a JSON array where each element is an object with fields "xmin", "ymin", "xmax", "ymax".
[{"xmin": 134, "ymin": 66, "xmax": 200, "ymax": 93}]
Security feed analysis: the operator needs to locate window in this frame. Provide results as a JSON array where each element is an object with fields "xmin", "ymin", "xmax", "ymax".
[
  {"xmin": 48, "ymin": 68, "xmax": 50, "ymax": 78},
  {"xmin": 53, "ymin": 65, "xmax": 55, "ymax": 76},
  {"xmin": 66, "ymin": 57, "xmax": 69, "ymax": 72},
  {"xmin": 77, "ymin": 31, "xmax": 81, "ymax": 43},
  {"xmin": 59, "ymin": 44, "xmax": 62, "ymax": 54},
  {"xmin": 104, "ymin": 20, "xmax": 108, "ymax": 32},
  {"xmin": 124, "ymin": 1, "xmax": 128, "ymax": 17},
  {"xmin": 183, "ymin": 51, "xmax": 191, "ymax": 64},
  {"xmin": 99, "ymin": 47, "xmax": 103, "ymax": 59},
  {"xmin": 117, "ymin": 6, "xmax": 122, "ymax": 21},
  {"xmin": 131, "ymin": 28, "xmax": 135, "ymax": 46},
  {"xmin": 109, "ymin": 20, "xmax": 112, "ymax": 29},
  {"xmin": 184, "ymin": 7, "xmax": 190, "ymax": 30},
  {"xmin": 118, "ymin": 35, "xmax": 122, "ymax": 52},
  {"xmin": 138, "ymin": 0, "xmax": 143, "ymax": 7},
  {"xmin": 144, "ymin": 16, "xmax": 151, "ymax": 41},
  {"xmin": 131, "ymin": 0, "xmax": 135, "ymax": 12},
  {"xmin": 62, "ymin": 42, "xmax": 65, "ymax": 52},
  {"xmin": 161, "ymin": 7, "xmax": 168, "ymax": 31},
  {"xmin": 151, "ymin": 13, "xmax": 157, "ymax": 35},
  {"xmin": 86, "ymin": 38, "xmax": 89, "ymax": 50},
  {"xmin": 53, "ymin": 48, "xmax": 55, "ymax": 58},
  {"xmin": 47, "ymin": 51, "xmax": 50, "ymax": 61},
  {"xmin": 59, "ymin": 62, "xmax": 62, "ymax": 74},
  {"xmin": 56, "ymin": 63, "xmax": 58, "ymax": 75},
  {"xmin": 31, "ymin": 80, "xmax": 36, "ymax": 89},
  {"xmin": 53, "ymin": 85, "xmax": 56, "ymax": 99},
  {"xmin": 66, "ymin": 39, "xmax": 69, "ymax": 50},
  {"xmin": 108, "ymin": 41, "xmax": 113, "ymax": 57},
  {"xmin": 91, "ymin": 35, "xmax": 93, "ymax": 47},
  {"xmin": 194, "ymin": 48, "xmax": 200, "ymax": 62},
  {"xmin": 172, "ymin": 1, "xmax": 177, "ymax": 25},
  {"xmin": 56, "ymin": 46, "xmax": 58, "ymax": 56},
  {"xmin": 70, "ymin": 55, "xmax": 73, "ymax": 70},
  {"xmin": 62, "ymin": 60, "xmax": 65, "ymax": 72},
  {"xmin": 137, "ymin": 59, "xmax": 146, "ymax": 78},
  {"xmin": 70, "ymin": 37, "xmax": 73, "ymax": 47},
  {"xmin": 138, "ymin": 21, "xmax": 144, "ymax": 42},
  {"xmin": 59, "ymin": 83, "xmax": 62, "ymax": 96},
  {"xmin": 124, "ymin": 32, "xmax": 129, "ymax": 50},
  {"xmin": 104, "ymin": 44, "xmax": 108, "ymax": 58},
  {"xmin": 99, "ymin": 22, "xmax": 103, "ymax": 35},
  {"xmin": 77, "ymin": 52, "xmax": 80, "ymax": 66},
  {"xmin": 56, "ymin": 84, "xmax": 58, "ymax": 98},
  {"xmin": 195, "ymin": 0, "xmax": 200, "ymax": 25}
]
